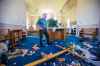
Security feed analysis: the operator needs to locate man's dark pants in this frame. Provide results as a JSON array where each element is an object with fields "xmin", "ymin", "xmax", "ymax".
[{"xmin": 39, "ymin": 29, "xmax": 50, "ymax": 46}]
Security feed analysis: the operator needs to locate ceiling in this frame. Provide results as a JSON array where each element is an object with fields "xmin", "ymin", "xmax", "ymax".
[
  {"xmin": 26, "ymin": 0, "xmax": 77, "ymax": 24},
  {"xmin": 26, "ymin": 0, "xmax": 68, "ymax": 15}
]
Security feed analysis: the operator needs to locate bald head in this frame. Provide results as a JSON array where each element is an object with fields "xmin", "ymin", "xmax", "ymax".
[{"xmin": 42, "ymin": 13, "xmax": 47, "ymax": 19}]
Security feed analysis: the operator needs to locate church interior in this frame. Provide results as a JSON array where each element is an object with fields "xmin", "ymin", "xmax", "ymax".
[{"xmin": 0, "ymin": 0, "xmax": 100, "ymax": 66}]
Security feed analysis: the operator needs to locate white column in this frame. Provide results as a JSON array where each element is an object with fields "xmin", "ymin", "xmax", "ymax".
[{"xmin": 67, "ymin": 17, "xmax": 71, "ymax": 34}]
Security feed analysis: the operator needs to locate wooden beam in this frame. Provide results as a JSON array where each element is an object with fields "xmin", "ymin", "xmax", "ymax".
[{"xmin": 25, "ymin": 46, "xmax": 74, "ymax": 66}]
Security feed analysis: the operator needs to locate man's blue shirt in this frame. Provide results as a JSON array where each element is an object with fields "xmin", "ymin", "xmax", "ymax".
[{"xmin": 37, "ymin": 18, "xmax": 47, "ymax": 30}]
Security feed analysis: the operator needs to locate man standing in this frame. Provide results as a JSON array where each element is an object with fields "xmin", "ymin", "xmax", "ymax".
[
  {"xmin": 48, "ymin": 16, "xmax": 58, "ymax": 28},
  {"xmin": 37, "ymin": 13, "xmax": 50, "ymax": 46}
]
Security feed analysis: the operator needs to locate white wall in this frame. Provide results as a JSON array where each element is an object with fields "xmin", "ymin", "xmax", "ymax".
[
  {"xmin": 0, "ymin": 0, "xmax": 26, "ymax": 35},
  {"xmin": 76, "ymin": 0, "xmax": 100, "ymax": 28},
  {"xmin": 0, "ymin": 0, "xmax": 26, "ymax": 29},
  {"xmin": 76, "ymin": 0, "xmax": 100, "ymax": 38}
]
